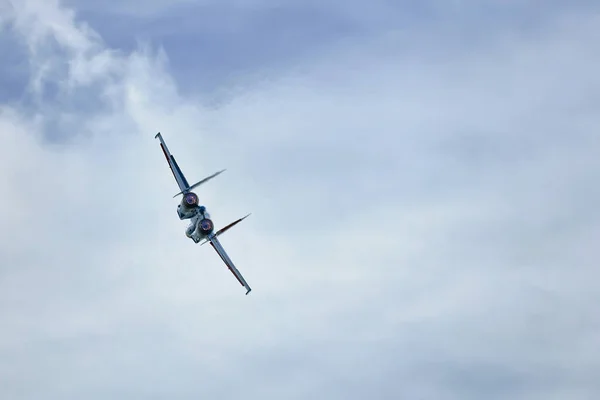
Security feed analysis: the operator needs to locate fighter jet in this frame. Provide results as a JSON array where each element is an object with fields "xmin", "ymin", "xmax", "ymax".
[{"xmin": 155, "ymin": 132, "xmax": 252, "ymax": 295}]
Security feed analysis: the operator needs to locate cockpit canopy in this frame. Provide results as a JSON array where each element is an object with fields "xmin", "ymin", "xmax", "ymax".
[{"xmin": 198, "ymin": 205, "xmax": 210, "ymax": 219}]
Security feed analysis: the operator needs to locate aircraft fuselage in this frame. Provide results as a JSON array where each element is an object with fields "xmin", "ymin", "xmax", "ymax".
[{"xmin": 178, "ymin": 191, "xmax": 214, "ymax": 243}]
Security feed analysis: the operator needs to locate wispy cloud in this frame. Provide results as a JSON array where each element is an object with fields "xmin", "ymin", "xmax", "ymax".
[{"xmin": 1, "ymin": 0, "xmax": 600, "ymax": 399}]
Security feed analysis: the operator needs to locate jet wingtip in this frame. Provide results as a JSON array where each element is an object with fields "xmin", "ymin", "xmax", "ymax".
[
  {"xmin": 245, "ymin": 288, "xmax": 252, "ymax": 295},
  {"xmin": 155, "ymin": 132, "xmax": 161, "ymax": 139}
]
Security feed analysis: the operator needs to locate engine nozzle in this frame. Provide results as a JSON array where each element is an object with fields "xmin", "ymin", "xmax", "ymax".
[
  {"xmin": 181, "ymin": 192, "xmax": 199, "ymax": 209},
  {"xmin": 197, "ymin": 218, "xmax": 214, "ymax": 235}
]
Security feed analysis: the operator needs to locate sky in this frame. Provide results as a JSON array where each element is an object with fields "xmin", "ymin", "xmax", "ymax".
[{"xmin": 1, "ymin": 0, "xmax": 600, "ymax": 399}]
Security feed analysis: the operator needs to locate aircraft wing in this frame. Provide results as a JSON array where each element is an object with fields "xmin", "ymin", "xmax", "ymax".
[
  {"xmin": 155, "ymin": 132, "xmax": 190, "ymax": 193},
  {"xmin": 208, "ymin": 235, "xmax": 252, "ymax": 295}
]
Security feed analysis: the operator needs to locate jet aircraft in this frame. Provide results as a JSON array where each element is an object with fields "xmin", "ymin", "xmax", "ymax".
[{"xmin": 155, "ymin": 132, "xmax": 252, "ymax": 294}]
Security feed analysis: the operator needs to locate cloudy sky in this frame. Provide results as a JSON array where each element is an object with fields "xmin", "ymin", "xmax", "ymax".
[{"xmin": 1, "ymin": 0, "xmax": 600, "ymax": 398}]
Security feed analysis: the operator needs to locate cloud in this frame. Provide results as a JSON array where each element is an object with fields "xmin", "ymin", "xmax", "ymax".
[{"xmin": 1, "ymin": 0, "xmax": 600, "ymax": 399}]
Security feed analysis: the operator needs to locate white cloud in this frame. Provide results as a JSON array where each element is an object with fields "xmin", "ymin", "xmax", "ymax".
[{"xmin": 1, "ymin": 0, "xmax": 600, "ymax": 399}]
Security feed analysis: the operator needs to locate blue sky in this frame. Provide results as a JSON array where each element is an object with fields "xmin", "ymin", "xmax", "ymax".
[{"xmin": 1, "ymin": 0, "xmax": 600, "ymax": 399}]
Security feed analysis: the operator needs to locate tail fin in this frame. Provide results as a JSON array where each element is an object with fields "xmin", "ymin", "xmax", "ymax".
[
  {"xmin": 200, "ymin": 213, "xmax": 251, "ymax": 245},
  {"xmin": 172, "ymin": 169, "xmax": 226, "ymax": 197}
]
